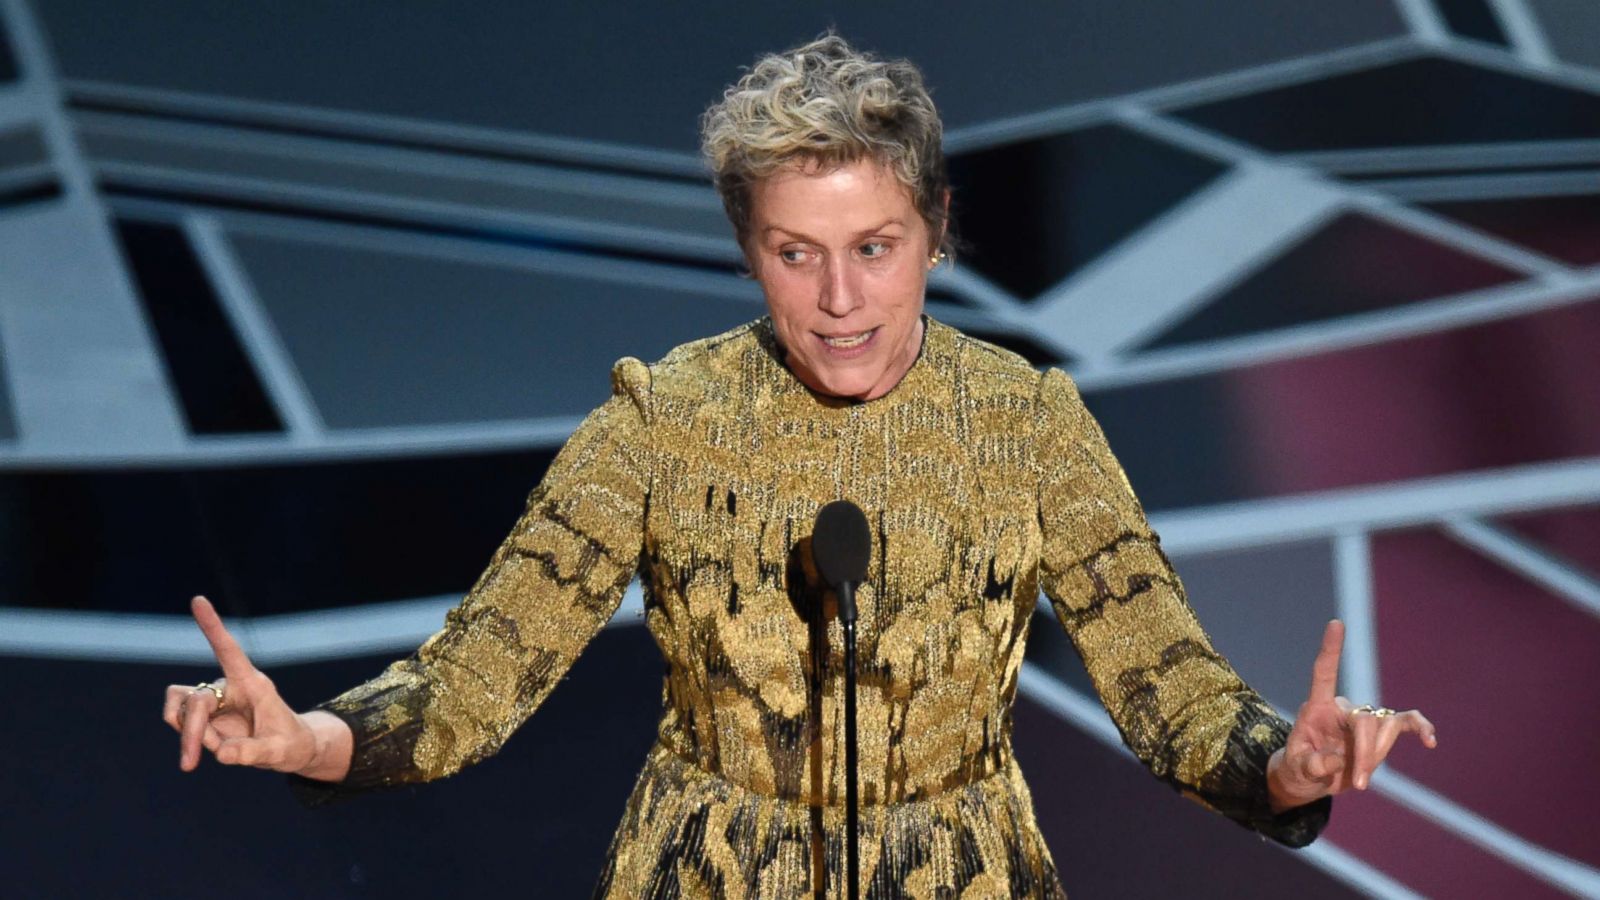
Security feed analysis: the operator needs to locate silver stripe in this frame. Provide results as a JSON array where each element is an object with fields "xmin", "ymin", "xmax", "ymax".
[
  {"xmin": 1122, "ymin": 111, "xmax": 1571, "ymax": 278},
  {"xmin": 1443, "ymin": 516, "xmax": 1600, "ymax": 621},
  {"xmin": 61, "ymin": 78, "xmax": 708, "ymax": 178},
  {"xmin": 1026, "ymin": 164, "xmax": 1345, "ymax": 364},
  {"xmin": 1393, "ymin": 0, "xmax": 1452, "ymax": 45},
  {"xmin": 944, "ymin": 37, "xmax": 1422, "ymax": 154},
  {"xmin": 0, "ymin": 581, "xmax": 646, "ymax": 665},
  {"xmin": 1016, "ymin": 666, "xmax": 1423, "ymax": 899},
  {"xmin": 184, "ymin": 212, "xmax": 327, "ymax": 440},
  {"xmin": 1334, "ymin": 531, "xmax": 1382, "ymax": 706},
  {"xmin": 1485, "ymin": 0, "xmax": 1559, "ymax": 68},
  {"xmin": 1369, "ymin": 169, "xmax": 1600, "ymax": 203},
  {"xmin": 0, "ymin": 0, "xmax": 188, "ymax": 454},
  {"xmin": 1151, "ymin": 457, "xmax": 1600, "ymax": 555},
  {"xmin": 1073, "ymin": 271, "xmax": 1599, "ymax": 390},
  {"xmin": 1370, "ymin": 767, "xmax": 1600, "ymax": 898},
  {"xmin": 1292, "ymin": 139, "xmax": 1600, "ymax": 174},
  {"xmin": 1020, "ymin": 664, "xmax": 1600, "ymax": 897},
  {"xmin": 1438, "ymin": 25, "xmax": 1600, "ymax": 93}
]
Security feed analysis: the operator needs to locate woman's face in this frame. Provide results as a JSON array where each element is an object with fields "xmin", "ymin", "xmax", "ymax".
[{"xmin": 745, "ymin": 157, "xmax": 938, "ymax": 401}]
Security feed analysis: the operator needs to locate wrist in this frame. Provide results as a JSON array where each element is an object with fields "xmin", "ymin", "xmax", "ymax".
[{"xmin": 295, "ymin": 710, "xmax": 353, "ymax": 782}]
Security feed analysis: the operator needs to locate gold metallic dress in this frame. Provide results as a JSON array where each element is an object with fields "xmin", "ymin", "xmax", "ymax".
[{"xmin": 290, "ymin": 316, "xmax": 1329, "ymax": 897}]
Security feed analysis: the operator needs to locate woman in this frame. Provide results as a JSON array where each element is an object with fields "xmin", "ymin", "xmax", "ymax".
[{"xmin": 163, "ymin": 34, "xmax": 1435, "ymax": 896}]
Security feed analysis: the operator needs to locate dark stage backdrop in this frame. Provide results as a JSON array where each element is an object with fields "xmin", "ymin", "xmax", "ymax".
[{"xmin": 1, "ymin": 2, "xmax": 1597, "ymax": 897}]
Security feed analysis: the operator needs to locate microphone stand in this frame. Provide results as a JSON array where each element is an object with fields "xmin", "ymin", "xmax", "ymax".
[{"xmin": 836, "ymin": 580, "xmax": 860, "ymax": 900}]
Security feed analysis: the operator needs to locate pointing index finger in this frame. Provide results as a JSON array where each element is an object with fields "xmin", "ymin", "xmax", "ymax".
[
  {"xmin": 1309, "ymin": 619, "xmax": 1344, "ymax": 704},
  {"xmin": 190, "ymin": 595, "xmax": 254, "ymax": 678}
]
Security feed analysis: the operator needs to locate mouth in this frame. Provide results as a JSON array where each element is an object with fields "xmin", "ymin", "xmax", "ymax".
[{"xmin": 818, "ymin": 327, "xmax": 878, "ymax": 350}]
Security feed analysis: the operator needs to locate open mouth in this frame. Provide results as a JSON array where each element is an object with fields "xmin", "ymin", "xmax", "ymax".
[{"xmin": 820, "ymin": 328, "xmax": 877, "ymax": 349}]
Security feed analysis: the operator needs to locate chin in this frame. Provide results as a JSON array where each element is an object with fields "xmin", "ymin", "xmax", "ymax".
[{"xmin": 815, "ymin": 369, "xmax": 880, "ymax": 400}]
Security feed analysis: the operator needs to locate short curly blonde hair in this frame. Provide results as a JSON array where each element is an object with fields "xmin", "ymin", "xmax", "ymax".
[{"xmin": 700, "ymin": 33, "xmax": 953, "ymax": 259}]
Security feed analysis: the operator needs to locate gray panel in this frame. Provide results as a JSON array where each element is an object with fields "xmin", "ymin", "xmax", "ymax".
[
  {"xmin": 1169, "ymin": 538, "xmax": 1338, "ymax": 709},
  {"xmin": 0, "ymin": 125, "xmax": 47, "ymax": 170},
  {"xmin": 0, "ymin": 342, "xmax": 15, "ymax": 440},
  {"xmin": 0, "ymin": 203, "xmax": 187, "ymax": 452},
  {"xmin": 76, "ymin": 117, "xmax": 734, "ymax": 244},
  {"xmin": 1528, "ymin": 0, "xmax": 1600, "ymax": 68},
  {"xmin": 39, "ymin": 1, "xmax": 1406, "ymax": 157},
  {"xmin": 229, "ymin": 230, "xmax": 764, "ymax": 428}
]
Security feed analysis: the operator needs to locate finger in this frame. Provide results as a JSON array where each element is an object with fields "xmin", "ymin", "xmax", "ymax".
[
  {"xmin": 1349, "ymin": 707, "xmax": 1379, "ymax": 789},
  {"xmin": 179, "ymin": 688, "xmax": 218, "ymax": 771},
  {"xmin": 190, "ymin": 596, "xmax": 255, "ymax": 680},
  {"xmin": 1369, "ymin": 716, "xmax": 1405, "ymax": 770},
  {"xmin": 1399, "ymin": 709, "xmax": 1439, "ymax": 748},
  {"xmin": 217, "ymin": 735, "xmax": 283, "ymax": 769},
  {"xmin": 202, "ymin": 723, "xmax": 223, "ymax": 752},
  {"xmin": 1308, "ymin": 619, "xmax": 1344, "ymax": 704},
  {"xmin": 163, "ymin": 685, "xmax": 192, "ymax": 730},
  {"xmin": 166, "ymin": 678, "xmax": 229, "ymax": 729}
]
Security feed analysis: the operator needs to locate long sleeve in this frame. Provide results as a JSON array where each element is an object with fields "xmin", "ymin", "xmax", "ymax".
[
  {"xmin": 1032, "ymin": 367, "xmax": 1329, "ymax": 847},
  {"xmin": 288, "ymin": 358, "xmax": 654, "ymax": 807}
]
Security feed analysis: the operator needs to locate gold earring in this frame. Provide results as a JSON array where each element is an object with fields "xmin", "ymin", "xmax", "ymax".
[{"xmin": 928, "ymin": 251, "xmax": 947, "ymax": 267}]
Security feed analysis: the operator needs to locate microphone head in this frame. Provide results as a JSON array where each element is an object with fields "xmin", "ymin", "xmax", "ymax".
[{"xmin": 812, "ymin": 500, "xmax": 871, "ymax": 588}]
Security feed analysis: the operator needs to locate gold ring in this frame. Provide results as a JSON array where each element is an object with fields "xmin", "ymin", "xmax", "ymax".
[
  {"xmin": 195, "ymin": 681, "xmax": 225, "ymax": 712},
  {"xmin": 1351, "ymin": 704, "xmax": 1395, "ymax": 718}
]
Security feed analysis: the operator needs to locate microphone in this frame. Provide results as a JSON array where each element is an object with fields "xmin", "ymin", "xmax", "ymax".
[
  {"xmin": 810, "ymin": 498, "xmax": 870, "ymax": 900},
  {"xmin": 812, "ymin": 499, "xmax": 870, "ymax": 622}
]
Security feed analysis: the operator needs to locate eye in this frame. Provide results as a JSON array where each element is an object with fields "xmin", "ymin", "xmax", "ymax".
[
  {"xmin": 859, "ymin": 241, "xmax": 891, "ymax": 259},
  {"xmin": 779, "ymin": 248, "xmax": 809, "ymax": 264}
]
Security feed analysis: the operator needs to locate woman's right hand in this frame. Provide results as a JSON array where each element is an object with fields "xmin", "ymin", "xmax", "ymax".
[{"xmin": 162, "ymin": 595, "xmax": 320, "ymax": 774}]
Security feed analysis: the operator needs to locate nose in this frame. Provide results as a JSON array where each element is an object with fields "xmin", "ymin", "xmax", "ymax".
[{"xmin": 818, "ymin": 255, "xmax": 861, "ymax": 317}]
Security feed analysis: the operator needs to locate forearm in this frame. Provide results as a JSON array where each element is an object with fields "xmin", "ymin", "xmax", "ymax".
[{"xmin": 293, "ymin": 710, "xmax": 353, "ymax": 782}]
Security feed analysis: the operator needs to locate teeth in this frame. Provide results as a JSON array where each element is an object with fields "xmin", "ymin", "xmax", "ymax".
[{"xmin": 823, "ymin": 330, "xmax": 873, "ymax": 348}]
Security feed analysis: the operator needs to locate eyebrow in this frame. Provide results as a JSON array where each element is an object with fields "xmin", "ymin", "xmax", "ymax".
[{"xmin": 761, "ymin": 218, "xmax": 906, "ymax": 243}]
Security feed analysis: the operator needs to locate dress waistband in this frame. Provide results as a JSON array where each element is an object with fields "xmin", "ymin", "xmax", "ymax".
[{"xmin": 653, "ymin": 732, "xmax": 1016, "ymax": 808}]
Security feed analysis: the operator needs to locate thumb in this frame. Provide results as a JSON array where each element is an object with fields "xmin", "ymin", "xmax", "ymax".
[
  {"xmin": 1301, "ymin": 748, "xmax": 1344, "ymax": 781},
  {"xmin": 216, "ymin": 735, "xmax": 281, "ymax": 768}
]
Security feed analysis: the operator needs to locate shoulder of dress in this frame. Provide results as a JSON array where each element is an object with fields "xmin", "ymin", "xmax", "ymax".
[
  {"xmin": 1034, "ymin": 365, "xmax": 1088, "ymax": 414},
  {"xmin": 648, "ymin": 319, "xmax": 761, "ymax": 386},
  {"xmin": 611, "ymin": 318, "xmax": 766, "ymax": 415},
  {"xmin": 933, "ymin": 318, "xmax": 1047, "ymax": 397},
  {"xmin": 608, "ymin": 356, "xmax": 653, "ymax": 421},
  {"xmin": 937, "ymin": 320, "xmax": 1034, "ymax": 375}
]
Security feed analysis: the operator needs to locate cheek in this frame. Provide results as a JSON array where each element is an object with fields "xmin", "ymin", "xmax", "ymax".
[
  {"xmin": 762, "ymin": 273, "xmax": 816, "ymax": 320},
  {"xmin": 872, "ymin": 264, "xmax": 926, "ymax": 309}
]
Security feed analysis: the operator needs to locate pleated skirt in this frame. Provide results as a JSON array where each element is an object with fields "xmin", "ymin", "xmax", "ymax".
[{"xmin": 592, "ymin": 741, "xmax": 1068, "ymax": 899}]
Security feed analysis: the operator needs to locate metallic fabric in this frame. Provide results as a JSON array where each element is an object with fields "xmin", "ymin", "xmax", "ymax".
[{"xmin": 289, "ymin": 316, "xmax": 1329, "ymax": 896}]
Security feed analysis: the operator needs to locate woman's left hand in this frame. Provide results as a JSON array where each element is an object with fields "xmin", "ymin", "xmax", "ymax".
[{"xmin": 1267, "ymin": 619, "xmax": 1437, "ymax": 812}]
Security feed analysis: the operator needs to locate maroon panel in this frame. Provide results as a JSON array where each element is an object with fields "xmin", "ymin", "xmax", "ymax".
[
  {"xmin": 1370, "ymin": 528, "xmax": 1600, "ymax": 867},
  {"xmin": 1225, "ymin": 297, "xmax": 1600, "ymax": 497},
  {"xmin": 1426, "ymin": 193, "xmax": 1600, "ymax": 267},
  {"xmin": 1011, "ymin": 698, "xmax": 1357, "ymax": 899},
  {"xmin": 1495, "ymin": 504, "xmax": 1600, "ymax": 580},
  {"xmin": 1322, "ymin": 787, "xmax": 1571, "ymax": 899}
]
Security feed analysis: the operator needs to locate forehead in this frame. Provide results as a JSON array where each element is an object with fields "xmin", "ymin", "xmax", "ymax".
[{"xmin": 750, "ymin": 157, "xmax": 918, "ymax": 237}]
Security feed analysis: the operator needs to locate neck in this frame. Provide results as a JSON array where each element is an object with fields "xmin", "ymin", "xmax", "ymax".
[{"xmin": 859, "ymin": 315, "xmax": 925, "ymax": 401}]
